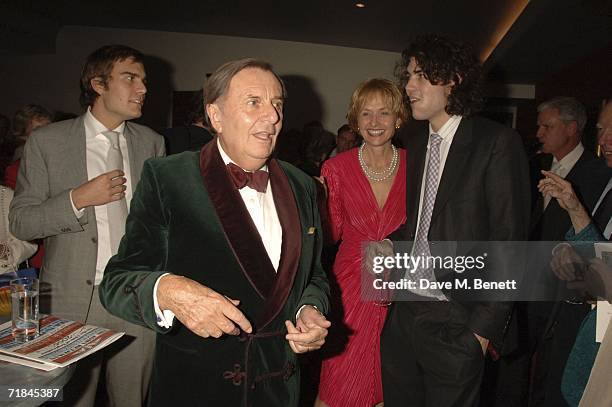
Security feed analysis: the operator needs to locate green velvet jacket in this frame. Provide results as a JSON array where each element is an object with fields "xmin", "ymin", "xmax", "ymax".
[{"xmin": 99, "ymin": 141, "xmax": 330, "ymax": 407}]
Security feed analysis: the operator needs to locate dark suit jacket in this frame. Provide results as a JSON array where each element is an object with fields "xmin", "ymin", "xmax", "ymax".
[
  {"xmin": 396, "ymin": 116, "xmax": 531, "ymax": 344},
  {"xmin": 99, "ymin": 141, "xmax": 330, "ymax": 407}
]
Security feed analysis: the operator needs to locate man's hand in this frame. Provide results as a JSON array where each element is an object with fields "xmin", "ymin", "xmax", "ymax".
[
  {"xmin": 285, "ymin": 305, "xmax": 331, "ymax": 354},
  {"xmin": 474, "ymin": 333, "xmax": 489, "ymax": 355},
  {"xmin": 538, "ymin": 170, "xmax": 582, "ymax": 212},
  {"xmin": 550, "ymin": 243, "xmax": 586, "ymax": 282},
  {"xmin": 550, "ymin": 245, "xmax": 607, "ymax": 299},
  {"xmin": 157, "ymin": 274, "xmax": 252, "ymax": 338},
  {"xmin": 72, "ymin": 170, "xmax": 127, "ymax": 210},
  {"xmin": 538, "ymin": 170, "xmax": 592, "ymax": 233}
]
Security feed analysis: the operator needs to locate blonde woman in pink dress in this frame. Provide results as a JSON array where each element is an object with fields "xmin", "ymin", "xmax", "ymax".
[{"xmin": 316, "ymin": 79, "xmax": 408, "ymax": 407}]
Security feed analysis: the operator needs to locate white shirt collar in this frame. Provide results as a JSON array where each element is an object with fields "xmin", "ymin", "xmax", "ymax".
[
  {"xmin": 216, "ymin": 138, "xmax": 268, "ymax": 172},
  {"xmin": 553, "ymin": 143, "xmax": 584, "ymax": 171},
  {"xmin": 84, "ymin": 107, "xmax": 126, "ymax": 140},
  {"xmin": 429, "ymin": 115, "xmax": 462, "ymax": 140}
]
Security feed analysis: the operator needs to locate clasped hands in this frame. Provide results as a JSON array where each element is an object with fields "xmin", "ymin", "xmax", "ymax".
[
  {"xmin": 550, "ymin": 244, "xmax": 606, "ymax": 300},
  {"xmin": 157, "ymin": 275, "xmax": 330, "ymax": 354}
]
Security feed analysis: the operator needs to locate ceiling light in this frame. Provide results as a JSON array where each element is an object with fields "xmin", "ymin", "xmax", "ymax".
[
  {"xmin": 355, "ymin": 2, "xmax": 366, "ymax": 8},
  {"xmin": 480, "ymin": 0, "xmax": 529, "ymax": 62}
]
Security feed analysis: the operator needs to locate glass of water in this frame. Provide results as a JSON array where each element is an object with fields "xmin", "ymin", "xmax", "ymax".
[{"xmin": 10, "ymin": 277, "xmax": 39, "ymax": 342}]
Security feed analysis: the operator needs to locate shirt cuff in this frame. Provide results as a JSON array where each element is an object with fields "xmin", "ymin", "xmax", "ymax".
[
  {"xmin": 153, "ymin": 273, "xmax": 175, "ymax": 328},
  {"xmin": 69, "ymin": 189, "xmax": 85, "ymax": 219}
]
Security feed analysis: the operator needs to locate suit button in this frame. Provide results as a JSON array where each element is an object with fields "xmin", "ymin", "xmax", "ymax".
[
  {"xmin": 91, "ymin": 237, "xmax": 97, "ymax": 244},
  {"xmin": 85, "ymin": 279, "xmax": 93, "ymax": 285}
]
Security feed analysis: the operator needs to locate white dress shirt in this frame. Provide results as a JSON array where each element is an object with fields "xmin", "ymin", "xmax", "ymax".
[
  {"xmin": 70, "ymin": 108, "xmax": 133, "ymax": 285},
  {"xmin": 153, "ymin": 140, "xmax": 283, "ymax": 327}
]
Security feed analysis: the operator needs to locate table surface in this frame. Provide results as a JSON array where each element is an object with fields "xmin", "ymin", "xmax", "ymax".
[
  {"xmin": 0, "ymin": 315, "xmax": 73, "ymax": 407},
  {"xmin": 0, "ymin": 362, "xmax": 74, "ymax": 407}
]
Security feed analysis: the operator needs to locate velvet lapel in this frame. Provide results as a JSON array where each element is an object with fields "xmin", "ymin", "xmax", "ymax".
[
  {"xmin": 257, "ymin": 159, "xmax": 301, "ymax": 329},
  {"xmin": 199, "ymin": 141, "xmax": 276, "ymax": 300},
  {"xmin": 406, "ymin": 132, "xmax": 428, "ymax": 239},
  {"xmin": 431, "ymin": 117, "xmax": 474, "ymax": 221}
]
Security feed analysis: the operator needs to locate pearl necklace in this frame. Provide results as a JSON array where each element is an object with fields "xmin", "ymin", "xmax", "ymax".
[{"xmin": 358, "ymin": 144, "xmax": 399, "ymax": 182}]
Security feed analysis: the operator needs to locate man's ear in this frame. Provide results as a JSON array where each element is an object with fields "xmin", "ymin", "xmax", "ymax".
[
  {"xmin": 445, "ymin": 74, "xmax": 463, "ymax": 96},
  {"xmin": 444, "ymin": 81, "xmax": 453, "ymax": 97},
  {"xmin": 206, "ymin": 103, "xmax": 223, "ymax": 134},
  {"xmin": 90, "ymin": 77, "xmax": 106, "ymax": 96}
]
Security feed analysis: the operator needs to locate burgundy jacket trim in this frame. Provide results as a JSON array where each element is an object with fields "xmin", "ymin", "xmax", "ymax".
[
  {"xmin": 257, "ymin": 159, "xmax": 301, "ymax": 329},
  {"xmin": 199, "ymin": 141, "xmax": 275, "ymax": 299}
]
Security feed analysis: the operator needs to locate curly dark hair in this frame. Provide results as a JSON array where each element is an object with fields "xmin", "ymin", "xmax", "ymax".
[{"xmin": 395, "ymin": 34, "xmax": 483, "ymax": 117}]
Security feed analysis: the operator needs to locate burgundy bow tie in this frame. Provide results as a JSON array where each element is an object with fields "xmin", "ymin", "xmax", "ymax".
[{"xmin": 227, "ymin": 162, "xmax": 269, "ymax": 193}]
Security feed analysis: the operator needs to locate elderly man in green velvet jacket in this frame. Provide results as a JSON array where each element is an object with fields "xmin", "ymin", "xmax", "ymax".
[{"xmin": 99, "ymin": 58, "xmax": 331, "ymax": 407}]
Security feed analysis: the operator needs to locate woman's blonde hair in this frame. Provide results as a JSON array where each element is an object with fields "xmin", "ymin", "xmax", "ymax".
[{"xmin": 346, "ymin": 78, "xmax": 408, "ymax": 132}]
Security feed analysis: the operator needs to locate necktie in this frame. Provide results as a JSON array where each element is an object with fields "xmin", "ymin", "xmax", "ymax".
[
  {"xmin": 412, "ymin": 133, "xmax": 445, "ymax": 299},
  {"xmin": 593, "ymin": 188, "xmax": 612, "ymax": 237},
  {"xmin": 227, "ymin": 162, "xmax": 269, "ymax": 193},
  {"xmin": 103, "ymin": 130, "xmax": 128, "ymax": 254}
]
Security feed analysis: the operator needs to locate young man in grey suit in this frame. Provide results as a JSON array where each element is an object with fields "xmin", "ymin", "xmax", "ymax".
[{"xmin": 9, "ymin": 45, "xmax": 165, "ymax": 406}]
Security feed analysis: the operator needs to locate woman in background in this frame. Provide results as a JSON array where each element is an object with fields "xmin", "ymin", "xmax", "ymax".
[
  {"xmin": 0, "ymin": 186, "xmax": 37, "ymax": 273},
  {"xmin": 316, "ymin": 78, "xmax": 408, "ymax": 407},
  {"xmin": 0, "ymin": 114, "xmax": 37, "ymax": 273},
  {"xmin": 3, "ymin": 105, "xmax": 52, "ymax": 270}
]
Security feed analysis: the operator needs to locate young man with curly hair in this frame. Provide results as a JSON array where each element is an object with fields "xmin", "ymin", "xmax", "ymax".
[{"xmin": 380, "ymin": 34, "xmax": 531, "ymax": 406}]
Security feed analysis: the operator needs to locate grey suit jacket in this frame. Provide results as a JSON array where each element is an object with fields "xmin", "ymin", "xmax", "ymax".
[{"xmin": 9, "ymin": 114, "xmax": 165, "ymax": 322}]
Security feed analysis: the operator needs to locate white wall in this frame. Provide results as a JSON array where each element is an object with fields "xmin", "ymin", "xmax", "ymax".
[{"xmin": 1, "ymin": 26, "xmax": 400, "ymax": 132}]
